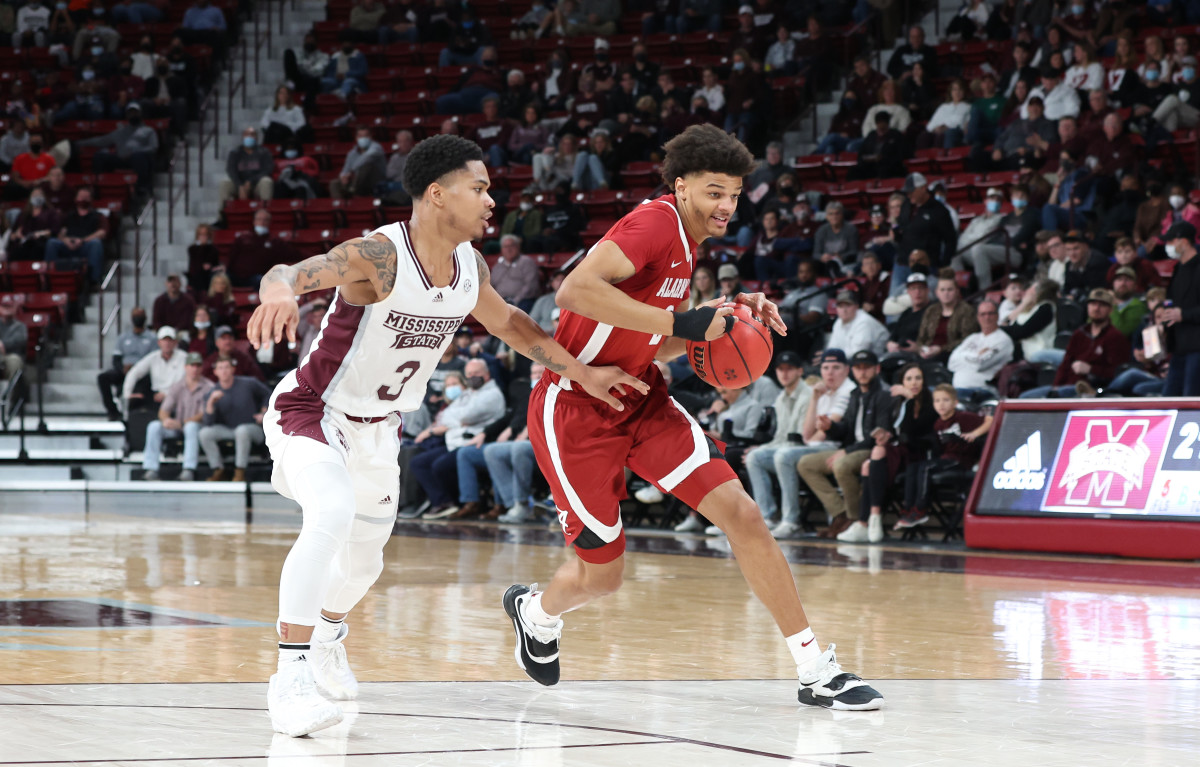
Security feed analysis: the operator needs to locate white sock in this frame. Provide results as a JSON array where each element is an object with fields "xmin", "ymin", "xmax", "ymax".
[
  {"xmin": 524, "ymin": 591, "xmax": 561, "ymax": 627},
  {"xmin": 312, "ymin": 615, "xmax": 343, "ymax": 643},
  {"xmin": 786, "ymin": 628, "xmax": 822, "ymax": 674},
  {"xmin": 277, "ymin": 642, "xmax": 309, "ymax": 672}
]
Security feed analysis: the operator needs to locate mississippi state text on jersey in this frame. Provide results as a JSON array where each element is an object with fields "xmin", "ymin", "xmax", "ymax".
[{"xmin": 290, "ymin": 222, "xmax": 480, "ymax": 417}]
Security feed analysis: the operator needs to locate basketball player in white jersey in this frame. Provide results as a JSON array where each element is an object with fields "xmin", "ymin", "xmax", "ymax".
[{"xmin": 247, "ymin": 135, "xmax": 648, "ymax": 737}]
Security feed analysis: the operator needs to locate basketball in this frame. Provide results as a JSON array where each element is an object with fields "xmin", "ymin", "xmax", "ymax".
[{"xmin": 686, "ymin": 302, "xmax": 774, "ymax": 389}]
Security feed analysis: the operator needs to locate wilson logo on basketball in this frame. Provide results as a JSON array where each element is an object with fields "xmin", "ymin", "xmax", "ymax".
[{"xmin": 685, "ymin": 303, "xmax": 773, "ymax": 390}]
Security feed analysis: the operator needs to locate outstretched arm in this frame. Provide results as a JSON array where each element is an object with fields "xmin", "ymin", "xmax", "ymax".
[
  {"xmin": 246, "ymin": 234, "xmax": 397, "ymax": 348},
  {"xmin": 470, "ymin": 252, "xmax": 649, "ymax": 411}
]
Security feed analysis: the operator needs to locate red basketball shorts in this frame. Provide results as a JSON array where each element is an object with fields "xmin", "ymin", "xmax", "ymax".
[{"xmin": 528, "ymin": 374, "xmax": 737, "ymax": 564}]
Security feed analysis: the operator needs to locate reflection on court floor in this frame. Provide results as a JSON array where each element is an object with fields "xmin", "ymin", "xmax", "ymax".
[{"xmin": 1, "ymin": 492, "xmax": 1199, "ymax": 764}]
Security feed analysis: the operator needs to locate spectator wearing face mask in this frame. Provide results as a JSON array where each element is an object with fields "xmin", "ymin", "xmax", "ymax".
[
  {"xmin": 411, "ymin": 361, "xmax": 507, "ymax": 519},
  {"xmin": 434, "ymin": 46, "xmax": 503, "ymax": 114},
  {"xmin": 140, "ymin": 57, "xmax": 188, "ymax": 136},
  {"xmin": 501, "ymin": 189, "xmax": 544, "ymax": 246},
  {"xmin": 438, "ymin": 7, "xmax": 492, "ymax": 67},
  {"xmin": 219, "ymin": 127, "xmax": 274, "ymax": 207},
  {"xmin": 71, "ymin": 11, "xmax": 120, "ymax": 62},
  {"xmin": 321, "ymin": 35, "xmax": 369, "ymax": 99},
  {"xmin": 329, "ymin": 126, "xmax": 386, "ymax": 200},
  {"xmin": 283, "ymin": 34, "xmax": 328, "ymax": 108},
  {"xmin": 78, "ymin": 103, "xmax": 158, "ymax": 197},
  {"xmin": 951, "ymin": 188, "xmax": 1011, "ymax": 290},
  {"xmin": 273, "ymin": 140, "xmax": 320, "ymax": 201},
  {"xmin": 45, "ymin": 187, "xmax": 108, "ymax": 283},
  {"xmin": 1152, "ymin": 56, "xmax": 1200, "ymax": 131},
  {"xmin": 1160, "ymin": 183, "xmax": 1200, "ymax": 239},
  {"xmin": 98, "ymin": 307, "xmax": 157, "ymax": 420},
  {"xmin": 226, "ymin": 209, "xmax": 296, "ymax": 289}
]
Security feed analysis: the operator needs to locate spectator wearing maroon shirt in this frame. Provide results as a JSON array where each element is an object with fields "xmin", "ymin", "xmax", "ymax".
[
  {"xmin": 435, "ymin": 47, "xmax": 504, "ymax": 115},
  {"xmin": 1082, "ymin": 113, "xmax": 1139, "ymax": 204},
  {"xmin": 558, "ymin": 72, "xmax": 607, "ymax": 138},
  {"xmin": 892, "ymin": 384, "xmax": 992, "ymax": 530},
  {"xmin": 151, "ymin": 274, "xmax": 197, "ymax": 334},
  {"xmin": 226, "ymin": 209, "xmax": 297, "ymax": 289},
  {"xmin": 470, "ymin": 96, "xmax": 515, "ymax": 167},
  {"xmin": 847, "ymin": 55, "xmax": 887, "ymax": 108},
  {"xmin": 1021, "ymin": 288, "xmax": 1131, "ymax": 397},
  {"xmin": 201, "ymin": 326, "xmax": 265, "ymax": 383}
]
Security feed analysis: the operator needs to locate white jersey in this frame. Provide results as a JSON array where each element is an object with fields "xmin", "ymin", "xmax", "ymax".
[{"xmin": 292, "ymin": 222, "xmax": 479, "ymax": 417}]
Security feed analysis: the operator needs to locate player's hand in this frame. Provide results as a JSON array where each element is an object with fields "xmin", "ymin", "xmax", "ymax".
[
  {"xmin": 248, "ymin": 291, "xmax": 300, "ymax": 350},
  {"xmin": 577, "ymin": 364, "xmax": 650, "ymax": 411},
  {"xmin": 734, "ymin": 293, "xmax": 787, "ymax": 335}
]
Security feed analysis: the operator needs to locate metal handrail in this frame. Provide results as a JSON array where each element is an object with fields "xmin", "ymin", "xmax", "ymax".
[
  {"xmin": 131, "ymin": 198, "xmax": 157, "ymax": 306},
  {"xmin": 97, "ymin": 261, "xmax": 122, "ymax": 368}
]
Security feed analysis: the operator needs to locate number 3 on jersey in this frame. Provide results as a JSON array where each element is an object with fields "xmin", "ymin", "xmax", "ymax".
[{"xmin": 377, "ymin": 361, "xmax": 421, "ymax": 401}]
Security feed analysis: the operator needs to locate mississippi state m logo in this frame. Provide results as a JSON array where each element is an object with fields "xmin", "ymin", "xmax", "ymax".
[{"xmin": 1044, "ymin": 414, "xmax": 1173, "ymax": 510}]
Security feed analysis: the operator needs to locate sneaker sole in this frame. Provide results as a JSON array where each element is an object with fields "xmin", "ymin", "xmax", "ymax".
[
  {"xmin": 797, "ymin": 686, "xmax": 885, "ymax": 711},
  {"xmin": 270, "ymin": 706, "xmax": 344, "ymax": 737}
]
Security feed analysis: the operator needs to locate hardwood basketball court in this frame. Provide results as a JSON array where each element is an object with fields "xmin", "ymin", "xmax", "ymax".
[{"xmin": 1, "ymin": 492, "xmax": 1197, "ymax": 765}]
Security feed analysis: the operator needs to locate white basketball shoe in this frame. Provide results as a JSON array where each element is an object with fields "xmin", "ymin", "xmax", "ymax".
[
  {"xmin": 267, "ymin": 659, "xmax": 344, "ymax": 737},
  {"xmin": 797, "ymin": 643, "xmax": 884, "ymax": 711},
  {"xmin": 310, "ymin": 622, "xmax": 359, "ymax": 701}
]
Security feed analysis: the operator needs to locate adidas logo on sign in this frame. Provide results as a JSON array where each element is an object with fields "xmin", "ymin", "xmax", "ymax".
[
  {"xmin": 992, "ymin": 431, "xmax": 1047, "ymax": 490},
  {"xmin": 433, "ymin": 292, "xmax": 444, "ymax": 302}
]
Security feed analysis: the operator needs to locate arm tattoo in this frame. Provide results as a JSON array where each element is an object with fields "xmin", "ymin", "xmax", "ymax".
[
  {"xmin": 474, "ymin": 250, "xmax": 491, "ymax": 285},
  {"xmin": 356, "ymin": 235, "xmax": 398, "ymax": 296},
  {"xmin": 526, "ymin": 345, "xmax": 567, "ymax": 373}
]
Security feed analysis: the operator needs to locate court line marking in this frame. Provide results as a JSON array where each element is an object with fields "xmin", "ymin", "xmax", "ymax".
[
  {"xmin": 0, "ymin": 702, "xmax": 863, "ymax": 765},
  {"xmin": 0, "ymin": 740, "xmax": 674, "ymax": 764}
]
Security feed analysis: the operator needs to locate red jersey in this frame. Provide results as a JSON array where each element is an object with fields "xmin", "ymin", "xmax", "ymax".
[
  {"xmin": 548, "ymin": 195, "xmax": 697, "ymax": 389},
  {"xmin": 12, "ymin": 152, "xmax": 55, "ymax": 183}
]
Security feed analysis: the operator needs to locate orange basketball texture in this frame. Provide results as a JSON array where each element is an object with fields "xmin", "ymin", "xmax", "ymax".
[{"xmin": 686, "ymin": 303, "xmax": 774, "ymax": 389}]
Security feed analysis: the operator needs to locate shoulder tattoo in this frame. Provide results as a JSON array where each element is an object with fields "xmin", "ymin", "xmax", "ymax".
[
  {"xmin": 474, "ymin": 249, "xmax": 491, "ymax": 285},
  {"xmin": 356, "ymin": 235, "xmax": 398, "ymax": 296}
]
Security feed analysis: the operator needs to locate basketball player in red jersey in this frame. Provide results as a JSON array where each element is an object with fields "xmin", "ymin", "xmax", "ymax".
[{"xmin": 505, "ymin": 125, "xmax": 883, "ymax": 710}]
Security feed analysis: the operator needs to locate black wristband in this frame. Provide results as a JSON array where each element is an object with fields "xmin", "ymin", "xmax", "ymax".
[{"xmin": 673, "ymin": 307, "xmax": 734, "ymax": 341}]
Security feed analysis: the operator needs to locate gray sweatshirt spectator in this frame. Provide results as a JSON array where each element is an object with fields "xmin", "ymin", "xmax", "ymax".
[
  {"xmin": 78, "ymin": 121, "xmax": 159, "ymax": 156},
  {"xmin": 330, "ymin": 129, "xmax": 386, "ymax": 199},
  {"xmin": 814, "ymin": 214, "xmax": 860, "ymax": 270},
  {"xmin": 202, "ymin": 375, "xmax": 271, "ymax": 428},
  {"xmin": 0, "ymin": 125, "xmax": 30, "ymax": 167},
  {"xmin": 490, "ymin": 236, "xmax": 541, "ymax": 306}
]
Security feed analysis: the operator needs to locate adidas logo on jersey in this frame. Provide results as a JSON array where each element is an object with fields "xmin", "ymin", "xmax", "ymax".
[
  {"xmin": 992, "ymin": 431, "xmax": 1046, "ymax": 490},
  {"xmin": 379, "ymin": 495, "xmax": 392, "ymax": 505},
  {"xmin": 433, "ymin": 292, "xmax": 444, "ymax": 302}
]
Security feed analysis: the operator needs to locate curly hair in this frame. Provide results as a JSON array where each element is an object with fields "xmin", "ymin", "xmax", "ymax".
[
  {"xmin": 660, "ymin": 124, "xmax": 757, "ymax": 187},
  {"xmin": 403, "ymin": 134, "xmax": 485, "ymax": 199}
]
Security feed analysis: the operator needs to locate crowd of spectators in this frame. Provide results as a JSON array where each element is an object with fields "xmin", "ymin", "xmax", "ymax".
[{"xmin": 5, "ymin": 1, "xmax": 1188, "ymax": 540}]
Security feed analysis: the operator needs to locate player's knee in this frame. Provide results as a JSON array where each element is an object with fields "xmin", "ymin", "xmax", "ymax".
[
  {"xmin": 582, "ymin": 562, "xmax": 624, "ymax": 596},
  {"xmin": 725, "ymin": 494, "xmax": 767, "ymax": 534}
]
